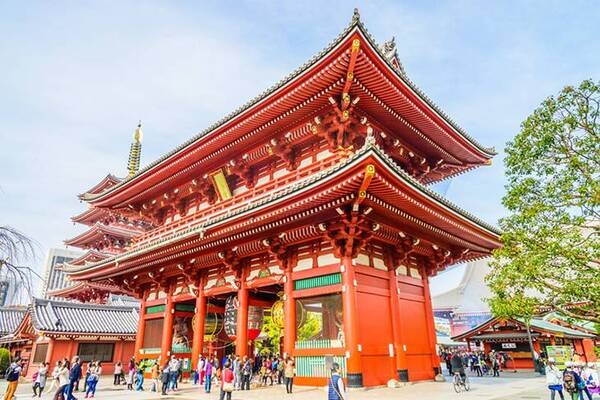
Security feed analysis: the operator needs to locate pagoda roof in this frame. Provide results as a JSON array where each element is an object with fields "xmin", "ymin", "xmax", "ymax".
[
  {"xmin": 71, "ymin": 207, "xmax": 110, "ymax": 226},
  {"xmin": 66, "ymin": 137, "xmax": 500, "ymax": 282},
  {"xmin": 29, "ymin": 297, "xmax": 138, "ymax": 336},
  {"xmin": 64, "ymin": 223, "xmax": 142, "ymax": 249},
  {"xmin": 46, "ymin": 281, "xmax": 133, "ymax": 300},
  {"xmin": 452, "ymin": 316, "xmax": 596, "ymax": 342},
  {"xmin": 82, "ymin": 10, "xmax": 495, "ymax": 209},
  {"xmin": 78, "ymin": 174, "xmax": 121, "ymax": 199},
  {"xmin": 60, "ymin": 249, "xmax": 109, "ymax": 267}
]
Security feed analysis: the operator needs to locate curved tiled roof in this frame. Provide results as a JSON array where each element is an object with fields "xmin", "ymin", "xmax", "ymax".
[
  {"xmin": 83, "ymin": 9, "xmax": 494, "ymax": 204},
  {"xmin": 30, "ymin": 297, "xmax": 138, "ymax": 335},
  {"xmin": 0, "ymin": 307, "xmax": 27, "ymax": 335}
]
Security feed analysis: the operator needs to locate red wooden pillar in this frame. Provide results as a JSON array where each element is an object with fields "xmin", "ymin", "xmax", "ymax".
[
  {"xmin": 236, "ymin": 279, "xmax": 249, "ymax": 358},
  {"xmin": 191, "ymin": 280, "xmax": 207, "ymax": 371},
  {"xmin": 283, "ymin": 266, "xmax": 296, "ymax": 358},
  {"xmin": 341, "ymin": 255, "xmax": 363, "ymax": 387},
  {"xmin": 114, "ymin": 340, "xmax": 124, "ymax": 365},
  {"xmin": 388, "ymin": 268, "xmax": 408, "ymax": 381},
  {"xmin": 160, "ymin": 285, "xmax": 174, "ymax": 365},
  {"xmin": 422, "ymin": 272, "xmax": 441, "ymax": 376},
  {"xmin": 134, "ymin": 292, "xmax": 147, "ymax": 361}
]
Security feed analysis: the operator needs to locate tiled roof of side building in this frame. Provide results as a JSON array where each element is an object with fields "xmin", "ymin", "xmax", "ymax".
[
  {"xmin": 0, "ymin": 307, "xmax": 27, "ymax": 335},
  {"xmin": 30, "ymin": 297, "xmax": 138, "ymax": 335}
]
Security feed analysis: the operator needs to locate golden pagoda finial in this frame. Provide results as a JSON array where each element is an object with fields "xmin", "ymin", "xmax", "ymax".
[{"xmin": 127, "ymin": 121, "xmax": 143, "ymax": 177}]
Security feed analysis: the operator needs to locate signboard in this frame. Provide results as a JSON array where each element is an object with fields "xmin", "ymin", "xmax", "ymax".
[
  {"xmin": 546, "ymin": 346, "xmax": 573, "ymax": 370},
  {"xmin": 501, "ymin": 343, "xmax": 517, "ymax": 349}
]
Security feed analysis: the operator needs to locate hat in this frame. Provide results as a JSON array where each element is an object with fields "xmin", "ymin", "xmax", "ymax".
[
  {"xmin": 548, "ymin": 358, "xmax": 556, "ymax": 363},
  {"xmin": 565, "ymin": 361, "xmax": 573, "ymax": 367}
]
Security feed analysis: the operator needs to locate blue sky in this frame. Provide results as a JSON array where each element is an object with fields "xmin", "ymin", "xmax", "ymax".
[{"xmin": 1, "ymin": 1, "xmax": 599, "ymax": 294}]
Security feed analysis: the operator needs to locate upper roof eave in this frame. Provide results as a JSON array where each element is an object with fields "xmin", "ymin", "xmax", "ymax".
[
  {"xmin": 67, "ymin": 140, "xmax": 500, "ymax": 280},
  {"xmin": 82, "ymin": 10, "xmax": 495, "ymax": 206},
  {"xmin": 78, "ymin": 174, "xmax": 121, "ymax": 200}
]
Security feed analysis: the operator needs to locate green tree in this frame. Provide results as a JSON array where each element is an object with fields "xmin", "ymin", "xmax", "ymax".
[
  {"xmin": 0, "ymin": 348, "xmax": 10, "ymax": 375},
  {"xmin": 487, "ymin": 79, "xmax": 600, "ymax": 323}
]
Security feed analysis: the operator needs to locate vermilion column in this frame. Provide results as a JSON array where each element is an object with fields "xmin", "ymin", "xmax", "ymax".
[
  {"xmin": 191, "ymin": 283, "xmax": 206, "ymax": 371},
  {"xmin": 422, "ymin": 272, "xmax": 441, "ymax": 376},
  {"xmin": 160, "ymin": 287, "xmax": 174, "ymax": 364},
  {"xmin": 341, "ymin": 255, "xmax": 363, "ymax": 387},
  {"xmin": 283, "ymin": 266, "xmax": 296, "ymax": 358},
  {"xmin": 45, "ymin": 339, "xmax": 55, "ymax": 364},
  {"xmin": 236, "ymin": 280, "xmax": 249, "ymax": 358},
  {"xmin": 388, "ymin": 269, "xmax": 408, "ymax": 381},
  {"xmin": 134, "ymin": 293, "xmax": 147, "ymax": 361}
]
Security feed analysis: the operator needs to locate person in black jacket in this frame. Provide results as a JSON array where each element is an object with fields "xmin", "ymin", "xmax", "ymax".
[
  {"xmin": 451, "ymin": 352, "xmax": 466, "ymax": 381},
  {"xmin": 65, "ymin": 356, "xmax": 82, "ymax": 400}
]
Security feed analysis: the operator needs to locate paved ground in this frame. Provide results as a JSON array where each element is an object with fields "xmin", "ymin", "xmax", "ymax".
[{"xmin": 0, "ymin": 371, "xmax": 570, "ymax": 400}]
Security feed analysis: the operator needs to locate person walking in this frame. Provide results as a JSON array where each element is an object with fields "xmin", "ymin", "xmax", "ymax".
[
  {"xmin": 233, "ymin": 355, "xmax": 242, "ymax": 390},
  {"xmin": 159, "ymin": 365, "xmax": 169, "ymax": 395},
  {"xmin": 563, "ymin": 362, "xmax": 582, "ymax": 400},
  {"xmin": 85, "ymin": 362, "xmax": 99, "ymax": 399},
  {"xmin": 32, "ymin": 362, "xmax": 49, "ymax": 398},
  {"xmin": 82, "ymin": 361, "xmax": 92, "ymax": 393},
  {"xmin": 198, "ymin": 355, "xmax": 206, "ymax": 385},
  {"xmin": 151, "ymin": 361, "xmax": 160, "ymax": 392},
  {"xmin": 328, "ymin": 362, "xmax": 346, "ymax": 400},
  {"xmin": 284, "ymin": 356, "xmax": 295, "ymax": 394},
  {"xmin": 219, "ymin": 361, "xmax": 234, "ymax": 400},
  {"xmin": 135, "ymin": 362, "xmax": 145, "ymax": 391},
  {"xmin": 65, "ymin": 356, "xmax": 82, "ymax": 400},
  {"xmin": 46, "ymin": 360, "xmax": 62, "ymax": 394},
  {"xmin": 114, "ymin": 361, "xmax": 122, "ymax": 385},
  {"xmin": 2, "ymin": 357, "xmax": 24, "ymax": 400},
  {"xmin": 204, "ymin": 356, "xmax": 214, "ymax": 393},
  {"xmin": 53, "ymin": 360, "xmax": 70, "ymax": 400},
  {"xmin": 241, "ymin": 356, "xmax": 252, "ymax": 390},
  {"xmin": 126, "ymin": 364, "xmax": 134, "ymax": 390},
  {"xmin": 546, "ymin": 358, "xmax": 565, "ymax": 400},
  {"xmin": 167, "ymin": 356, "xmax": 178, "ymax": 392}
]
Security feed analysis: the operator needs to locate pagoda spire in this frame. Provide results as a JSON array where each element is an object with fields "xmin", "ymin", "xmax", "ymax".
[{"xmin": 127, "ymin": 121, "xmax": 143, "ymax": 177}]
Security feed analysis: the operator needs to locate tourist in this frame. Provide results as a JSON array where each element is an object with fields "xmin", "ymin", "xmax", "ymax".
[
  {"xmin": 204, "ymin": 355, "xmax": 214, "ymax": 393},
  {"xmin": 83, "ymin": 361, "xmax": 92, "ymax": 392},
  {"xmin": 198, "ymin": 355, "xmax": 206, "ymax": 385},
  {"xmin": 65, "ymin": 356, "xmax": 82, "ymax": 400},
  {"xmin": 328, "ymin": 362, "xmax": 346, "ymax": 400},
  {"xmin": 277, "ymin": 356, "xmax": 284, "ymax": 384},
  {"xmin": 219, "ymin": 361, "xmax": 234, "ymax": 400},
  {"xmin": 490, "ymin": 352, "xmax": 500, "ymax": 377},
  {"xmin": 54, "ymin": 360, "xmax": 70, "ymax": 400},
  {"xmin": 85, "ymin": 361, "xmax": 99, "ymax": 398},
  {"xmin": 233, "ymin": 355, "xmax": 241, "ymax": 390},
  {"xmin": 46, "ymin": 360, "xmax": 62, "ymax": 394},
  {"xmin": 545, "ymin": 358, "xmax": 565, "ymax": 400},
  {"xmin": 32, "ymin": 361, "xmax": 49, "ymax": 398},
  {"xmin": 473, "ymin": 352, "xmax": 482, "ymax": 377},
  {"xmin": 126, "ymin": 363, "xmax": 134, "ymax": 390},
  {"xmin": 135, "ymin": 362, "xmax": 145, "ymax": 391},
  {"xmin": 151, "ymin": 360, "xmax": 160, "ymax": 392},
  {"xmin": 114, "ymin": 361, "xmax": 122, "ymax": 385},
  {"xmin": 168, "ymin": 355, "xmax": 179, "ymax": 392},
  {"xmin": 563, "ymin": 362, "xmax": 582, "ymax": 400},
  {"xmin": 575, "ymin": 362, "xmax": 593, "ymax": 400},
  {"xmin": 451, "ymin": 351, "xmax": 466, "ymax": 381},
  {"xmin": 241, "ymin": 356, "xmax": 252, "ymax": 390},
  {"xmin": 2, "ymin": 357, "xmax": 23, "ymax": 400},
  {"xmin": 159, "ymin": 365, "xmax": 169, "ymax": 395},
  {"xmin": 213, "ymin": 355, "xmax": 221, "ymax": 385},
  {"xmin": 284, "ymin": 356, "xmax": 295, "ymax": 394}
]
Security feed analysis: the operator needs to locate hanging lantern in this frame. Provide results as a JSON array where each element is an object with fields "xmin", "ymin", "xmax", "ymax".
[
  {"xmin": 271, "ymin": 300, "xmax": 284, "ymax": 328},
  {"xmin": 223, "ymin": 295, "xmax": 265, "ymax": 341},
  {"xmin": 247, "ymin": 306, "xmax": 264, "ymax": 341},
  {"xmin": 224, "ymin": 295, "xmax": 238, "ymax": 339}
]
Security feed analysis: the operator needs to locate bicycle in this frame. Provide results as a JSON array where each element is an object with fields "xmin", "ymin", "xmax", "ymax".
[{"xmin": 453, "ymin": 371, "xmax": 470, "ymax": 393}]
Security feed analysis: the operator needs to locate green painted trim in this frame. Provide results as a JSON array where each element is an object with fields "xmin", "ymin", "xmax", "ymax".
[
  {"xmin": 146, "ymin": 305, "xmax": 166, "ymax": 314},
  {"xmin": 295, "ymin": 356, "xmax": 346, "ymax": 378},
  {"xmin": 294, "ymin": 273, "xmax": 342, "ymax": 290},
  {"xmin": 139, "ymin": 348, "xmax": 161, "ymax": 355},
  {"xmin": 174, "ymin": 304, "xmax": 195, "ymax": 312}
]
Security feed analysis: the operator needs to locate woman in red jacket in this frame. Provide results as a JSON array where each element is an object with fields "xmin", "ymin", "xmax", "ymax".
[{"xmin": 219, "ymin": 361, "xmax": 234, "ymax": 400}]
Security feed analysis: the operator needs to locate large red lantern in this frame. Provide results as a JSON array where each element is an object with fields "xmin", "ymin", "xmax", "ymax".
[{"xmin": 224, "ymin": 295, "xmax": 264, "ymax": 341}]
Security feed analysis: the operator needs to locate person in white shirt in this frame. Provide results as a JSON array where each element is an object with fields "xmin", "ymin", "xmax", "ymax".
[
  {"xmin": 545, "ymin": 358, "xmax": 565, "ymax": 400},
  {"xmin": 54, "ymin": 360, "xmax": 71, "ymax": 400},
  {"xmin": 32, "ymin": 362, "xmax": 49, "ymax": 398}
]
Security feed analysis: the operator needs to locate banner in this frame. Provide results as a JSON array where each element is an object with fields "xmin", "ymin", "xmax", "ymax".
[{"xmin": 546, "ymin": 346, "xmax": 573, "ymax": 369}]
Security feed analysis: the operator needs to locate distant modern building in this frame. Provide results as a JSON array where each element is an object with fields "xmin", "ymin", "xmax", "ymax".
[
  {"xmin": 432, "ymin": 259, "xmax": 493, "ymax": 346},
  {"xmin": 41, "ymin": 248, "xmax": 83, "ymax": 298}
]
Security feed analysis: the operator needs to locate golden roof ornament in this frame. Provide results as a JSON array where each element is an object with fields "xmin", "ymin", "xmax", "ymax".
[{"xmin": 127, "ymin": 121, "xmax": 143, "ymax": 177}]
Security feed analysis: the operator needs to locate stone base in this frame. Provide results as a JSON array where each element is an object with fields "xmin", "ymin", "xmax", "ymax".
[
  {"xmin": 398, "ymin": 369, "xmax": 409, "ymax": 382},
  {"xmin": 347, "ymin": 372, "xmax": 363, "ymax": 388}
]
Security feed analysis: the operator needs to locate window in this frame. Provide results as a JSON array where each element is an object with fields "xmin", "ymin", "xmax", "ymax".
[
  {"xmin": 32, "ymin": 343, "xmax": 48, "ymax": 363},
  {"xmin": 295, "ymin": 294, "xmax": 344, "ymax": 347},
  {"xmin": 78, "ymin": 343, "xmax": 114, "ymax": 362}
]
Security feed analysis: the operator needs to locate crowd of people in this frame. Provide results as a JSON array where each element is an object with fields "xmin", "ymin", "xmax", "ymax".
[
  {"xmin": 441, "ymin": 350, "xmax": 506, "ymax": 378},
  {"xmin": 545, "ymin": 359, "xmax": 599, "ymax": 400}
]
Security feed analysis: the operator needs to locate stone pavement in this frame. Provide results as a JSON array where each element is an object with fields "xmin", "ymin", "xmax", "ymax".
[{"xmin": 0, "ymin": 372, "xmax": 564, "ymax": 400}]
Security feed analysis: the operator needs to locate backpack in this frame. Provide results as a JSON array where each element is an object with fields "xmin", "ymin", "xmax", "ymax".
[
  {"xmin": 6, "ymin": 365, "xmax": 19, "ymax": 382},
  {"xmin": 563, "ymin": 371, "xmax": 577, "ymax": 393}
]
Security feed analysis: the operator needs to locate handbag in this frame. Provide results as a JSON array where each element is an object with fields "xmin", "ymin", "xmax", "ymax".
[{"xmin": 223, "ymin": 380, "xmax": 234, "ymax": 392}]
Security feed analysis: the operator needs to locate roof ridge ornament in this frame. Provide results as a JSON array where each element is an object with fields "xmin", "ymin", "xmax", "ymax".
[
  {"xmin": 379, "ymin": 36, "xmax": 406, "ymax": 75},
  {"xmin": 352, "ymin": 8, "xmax": 361, "ymax": 24},
  {"xmin": 127, "ymin": 121, "xmax": 143, "ymax": 177}
]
